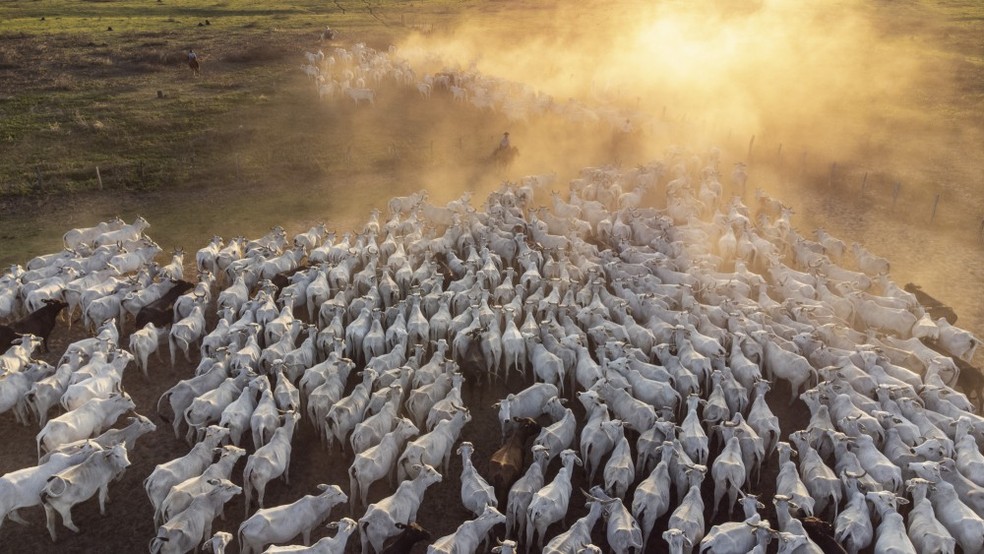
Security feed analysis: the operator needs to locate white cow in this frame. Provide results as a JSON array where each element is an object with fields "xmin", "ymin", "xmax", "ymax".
[
  {"xmin": 667, "ymin": 464, "xmax": 708, "ymax": 554},
  {"xmin": 25, "ymin": 361, "xmax": 75, "ymax": 426},
  {"xmin": 40, "ymin": 414, "xmax": 156, "ymax": 464},
  {"xmin": 505, "ymin": 444, "xmax": 550, "ymax": 541},
  {"xmin": 632, "ymin": 443, "xmax": 674, "ymax": 551},
  {"xmin": 532, "ymin": 397, "xmax": 577, "ymax": 463},
  {"xmin": 157, "ymin": 363, "xmax": 229, "ymax": 439},
  {"xmin": 0, "ymin": 443, "xmax": 102, "ymax": 530},
  {"xmin": 251, "ymin": 385, "xmax": 282, "ymax": 450},
  {"xmin": 345, "ymin": 87, "xmax": 375, "ymax": 104},
  {"xmin": 92, "ymin": 215, "xmax": 150, "ymax": 247},
  {"xmin": 149, "ymin": 480, "xmax": 242, "ymax": 554},
  {"xmin": 59, "ymin": 368, "xmax": 125, "ymax": 413},
  {"xmin": 865, "ymin": 490, "xmax": 917, "ymax": 554},
  {"xmin": 238, "ymin": 484, "xmax": 347, "ymax": 554},
  {"xmin": 184, "ymin": 371, "xmax": 252, "ymax": 444},
  {"xmin": 0, "ymin": 334, "xmax": 44, "ymax": 374},
  {"xmin": 130, "ymin": 322, "xmax": 166, "ymax": 378},
  {"xmin": 397, "ymin": 406, "xmax": 472, "ymax": 482},
  {"xmin": 145, "ymin": 425, "xmax": 230, "ymax": 524},
  {"xmin": 159, "ymin": 445, "xmax": 247, "ymax": 525},
  {"xmin": 349, "ymin": 418, "xmax": 419, "ymax": 511},
  {"xmin": 542, "ymin": 500, "xmax": 606, "ymax": 554},
  {"xmin": 169, "ymin": 305, "xmax": 207, "ymax": 366},
  {"xmin": 526, "ymin": 449, "xmax": 582, "ymax": 553},
  {"xmin": 244, "ymin": 411, "xmax": 301, "ymax": 515},
  {"xmin": 427, "ymin": 504, "xmax": 506, "ymax": 554},
  {"xmin": 350, "ymin": 385, "xmax": 403, "ymax": 455},
  {"xmin": 905, "ymin": 478, "xmax": 957, "ymax": 554},
  {"xmin": 907, "ymin": 461, "xmax": 984, "ymax": 554},
  {"xmin": 587, "ymin": 486, "xmax": 643, "ymax": 554},
  {"xmin": 935, "ymin": 318, "xmax": 981, "ymax": 362},
  {"xmin": 0, "ymin": 361, "xmax": 52, "ymax": 426},
  {"xmin": 358, "ymin": 463, "xmax": 443, "ymax": 554},
  {"xmin": 196, "ymin": 236, "xmax": 224, "ymax": 276},
  {"xmin": 40, "ymin": 444, "xmax": 131, "ymax": 541},
  {"xmin": 457, "ymin": 441, "xmax": 497, "ymax": 517},
  {"xmin": 262, "ymin": 518, "xmax": 358, "ymax": 553},
  {"xmin": 203, "ymin": 531, "xmax": 234, "ymax": 553},
  {"xmin": 36, "ymin": 393, "xmax": 135, "ymax": 459},
  {"xmin": 218, "ymin": 375, "xmax": 269, "ymax": 448},
  {"xmin": 602, "ymin": 422, "xmax": 635, "ymax": 501},
  {"xmin": 63, "ymin": 217, "xmax": 125, "ymax": 250},
  {"xmin": 494, "ymin": 383, "xmax": 559, "ymax": 440}
]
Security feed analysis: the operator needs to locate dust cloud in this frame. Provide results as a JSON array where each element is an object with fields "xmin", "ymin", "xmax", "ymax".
[
  {"xmin": 392, "ymin": 0, "xmax": 976, "ymax": 191},
  {"xmin": 377, "ymin": 0, "xmax": 983, "ymax": 351}
]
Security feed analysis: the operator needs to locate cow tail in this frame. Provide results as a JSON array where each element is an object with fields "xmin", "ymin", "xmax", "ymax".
[
  {"xmin": 360, "ymin": 520, "xmax": 372, "ymax": 553},
  {"xmin": 243, "ymin": 458, "xmax": 254, "ymax": 517},
  {"xmin": 157, "ymin": 390, "xmax": 173, "ymax": 424},
  {"xmin": 36, "ymin": 431, "xmax": 46, "ymax": 461},
  {"xmin": 237, "ymin": 525, "xmax": 248, "ymax": 554}
]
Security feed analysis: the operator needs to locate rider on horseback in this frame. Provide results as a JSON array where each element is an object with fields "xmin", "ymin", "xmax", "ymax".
[
  {"xmin": 490, "ymin": 131, "xmax": 518, "ymax": 167},
  {"xmin": 187, "ymin": 50, "xmax": 200, "ymax": 75},
  {"xmin": 497, "ymin": 132, "xmax": 511, "ymax": 152}
]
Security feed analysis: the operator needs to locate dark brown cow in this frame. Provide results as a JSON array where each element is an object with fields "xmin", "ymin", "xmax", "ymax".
[
  {"xmin": 487, "ymin": 417, "xmax": 542, "ymax": 501},
  {"xmin": 380, "ymin": 521, "xmax": 431, "ymax": 554},
  {"xmin": 2, "ymin": 299, "xmax": 68, "ymax": 352},
  {"xmin": 0, "ymin": 325, "xmax": 17, "ymax": 354}
]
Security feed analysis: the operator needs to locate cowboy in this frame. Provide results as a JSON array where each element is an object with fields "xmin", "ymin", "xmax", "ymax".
[
  {"xmin": 187, "ymin": 50, "xmax": 201, "ymax": 75},
  {"xmin": 498, "ymin": 132, "xmax": 511, "ymax": 152}
]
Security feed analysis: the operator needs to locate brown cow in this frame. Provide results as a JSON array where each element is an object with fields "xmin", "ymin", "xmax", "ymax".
[
  {"xmin": 2, "ymin": 299, "xmax": 68, "ymax": 353},
  {"xmin": 487, "ymin": 417, "xmax": 541, "ymax": 502}
]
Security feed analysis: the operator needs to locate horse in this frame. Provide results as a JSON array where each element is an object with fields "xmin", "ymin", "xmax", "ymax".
[{"xmin": 491, "ymin": 146, "xmax": 519, "ymax": 168}]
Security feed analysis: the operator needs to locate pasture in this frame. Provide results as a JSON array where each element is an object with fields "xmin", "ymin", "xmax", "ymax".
[{"xmin": 0, "ymin": 1, "xmax": 983, "ymax": 553}]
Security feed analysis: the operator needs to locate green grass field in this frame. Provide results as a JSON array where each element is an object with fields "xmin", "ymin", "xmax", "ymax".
[{"xmin": 0, "ymin": 0, "xmax": 469, "ymax": 198}]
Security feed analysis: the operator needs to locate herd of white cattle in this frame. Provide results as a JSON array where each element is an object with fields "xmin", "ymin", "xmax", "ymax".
[
  {"xmin": 1, "ymin": 143, "xmax": 983, "ymax": 554},
  {"xmin": 300, "ymin": 42, "xmax": 649, "ymax": 133}
]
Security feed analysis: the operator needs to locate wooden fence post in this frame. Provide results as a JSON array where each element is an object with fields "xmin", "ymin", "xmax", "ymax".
[{"xmin": 931, "ymin": 192, "xmax": 942, "ymax": 223}]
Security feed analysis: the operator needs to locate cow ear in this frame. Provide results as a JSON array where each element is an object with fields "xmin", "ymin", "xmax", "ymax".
[{"xmin": 395, "ymin": 522, "xmax": 407, "ymax": 529}]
